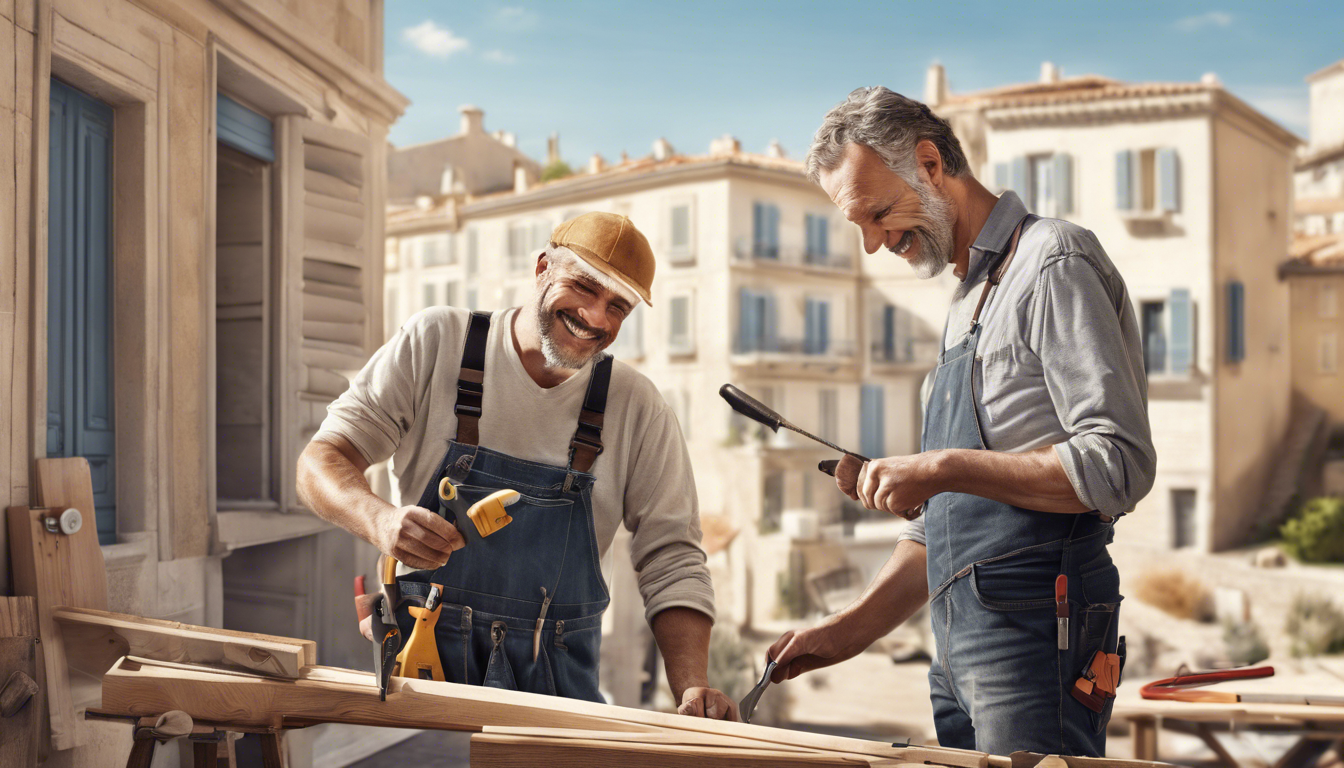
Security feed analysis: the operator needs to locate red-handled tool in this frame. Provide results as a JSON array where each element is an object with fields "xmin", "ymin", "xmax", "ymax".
[{"xmin": 1055, "ymin": 575, "xmax": 1069, "ymax": 651}]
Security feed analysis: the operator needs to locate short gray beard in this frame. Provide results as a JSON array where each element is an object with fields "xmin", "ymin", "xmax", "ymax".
[
  {"xmin": 534, "ymin": 282, "xmax": 604, "ymax": 369},
  {"xmin": 903, "ymin": 176, "xmax": 957, "ymax": 280}
]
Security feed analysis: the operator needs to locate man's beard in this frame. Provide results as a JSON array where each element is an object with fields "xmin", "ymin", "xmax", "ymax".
[
  {"xmin": 535, "ymin": 283, "xmax": 609, "ymax": 369},
  {"xmin": 902, "ymin": 178, "xmax": 957, "ymax": 280}
]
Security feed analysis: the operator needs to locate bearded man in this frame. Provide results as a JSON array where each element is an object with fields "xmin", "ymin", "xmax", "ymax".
[
  {"xmin": 298, "ymin": 212, "xmax": 737, "ymax": 720},
  {"xmin": 768, "ymin": 87, "xmax": 1155, "ymax": 756}
]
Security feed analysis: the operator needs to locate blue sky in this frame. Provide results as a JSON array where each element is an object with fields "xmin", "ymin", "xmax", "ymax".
[{"xmin": 383, "ymin": 1, "xmax": 1341, "ymax": 165}]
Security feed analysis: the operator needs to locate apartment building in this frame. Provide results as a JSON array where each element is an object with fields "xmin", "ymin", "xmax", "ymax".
[{"xmin": 927, "ymin": 63, "xmax": 1300, "ymax": 552}]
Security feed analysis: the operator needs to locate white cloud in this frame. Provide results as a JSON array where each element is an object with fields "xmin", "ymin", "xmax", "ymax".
[
  {"xmin": 494, "ymin": 6, "xmax": 540, "ymax": 29},
  {"xmin": 483, "ymin": 50, "xmax": 517, "ymax": 65},
  {"xmin": 403, "ymin": 20, "xmax": 470, "ymax": 58},
  {"xmin": 1174, "ymin": 11, "xmax": 1233, "ymax": 32}
]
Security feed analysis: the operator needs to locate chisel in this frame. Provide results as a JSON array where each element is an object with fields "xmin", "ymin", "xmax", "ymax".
[{"xmin": 719, "ymin": 384, "xmax": 869, "ymax": 475}]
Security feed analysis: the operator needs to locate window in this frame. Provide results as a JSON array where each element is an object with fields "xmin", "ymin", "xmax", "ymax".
[
  {"xmin": 1117, "ymin": 148, "xmax": 1179, "ymax": 213},
  {"xmin": 1140, "ymin": 290, "xmax": 1194, "ymax": 376},
  {"xmin": 861, "ymin": 384, "xmax": 885, "ymax": 458},
  {"xmin": 762, "ymin": 472, "xmax": 784, "ymax": 533},
  {"xmin": 466, "ymin": 228, "xmax": 479, "ymax": 276},
  {"xmin": 818, "ymin": 389, "xmax": 838, "ymax": 443},
  {"xmin": 421, "ymin": 235, "xmax": 452, "ymax": 267},
  {"xmin": 874, "ymin": 303, "xmax": 914, "ymax": 363},
  {"xmin": 1322, "ymin": 284, "xmax": 1338, "ymax": 319},
  {"xmin": 423, "ymin": 283, "xmax": 437, "ymax": 310},
  {"xmin": 668, "ymin": 293, "xmax": 694, "ymax": 355},
  {"xmin": 736, "ymin": 288, "xmax": 778, "ymax": 353},
  {"xmin": 607, "ymin": 303, "xmax": 644, "ymax": 360},
  {"xmin": 805, "ymin": 214, "xmax": 829, "ymax": 263},
  {"xmin": 445, "ymin": 281, "xmax": 459, "ymax": 308},
  {"xmin": 669, "ymin": 203, "xmax": 692, "ymax": 261},
  {"xmin": 1322, "ymin": 331, "xmax": 1339, "ymax": 375},
  {"xmin": 507, "ymin": 223, "xmax": 530, "ymax": 271},
  {"xmin": 1171, "ymin": 489, "xmax": 1197, "ymax": 549},
  {"xmin": 752, "ymin": 202, "xmax": 780, "ymax": 258},
  {"xmin": 804, "ymin": 298, "xmax": 830, "ymax": 355},
  {"xmin": 995, "ymin": 154, "xmax": 1072, "ymax": 216},
  {"xmin": 1226, "ymin": 281, "xmax": 1245, "ymax": 363}
]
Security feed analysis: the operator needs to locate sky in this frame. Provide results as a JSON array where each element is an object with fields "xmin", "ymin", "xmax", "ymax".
[{"xmin": 383, "ymin": 1, "xmax": 1342, "ymax": 166}]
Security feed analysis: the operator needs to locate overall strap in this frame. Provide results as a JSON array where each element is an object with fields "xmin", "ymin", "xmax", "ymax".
[
  {"xmin": 970, "ymin": 218, "xmax": 1028, "ymax": 330},
  {"xmin": 567, "ymin": 354, "xmax": 612, "ymax": 476},
  {"xmin": 454, "ymin": 311, "xmax": 492, "ymax": 446}
]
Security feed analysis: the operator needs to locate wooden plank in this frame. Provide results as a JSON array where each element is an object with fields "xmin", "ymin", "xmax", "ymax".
[
  {"xmin": 7, "ymin": 505, "xmax": 91, "ymax": 749},
  {"xmin": 0, "ymin": 597, "xmax": 39, "ymax": 767},
  {"xmin": 99, "ymin": 658, "xmax": 1001, "ymax": 768},
  {"xmin": 54, "ymin": 606, "xmax": 309, "ymax": 679},
  {"xmin": 469, "ymin": 733, "xmax": 880, "ymax": 767},
  {"xmin": 32, "ymin": 457, "xmax": 109, "ymax": 611},
  {"xmin": 55, "ymin": 606, "xmax": 315, "ymax": 667},
  {"xmin": 480, "ymin": 725, "xmax": 826, "ymax": 755}
]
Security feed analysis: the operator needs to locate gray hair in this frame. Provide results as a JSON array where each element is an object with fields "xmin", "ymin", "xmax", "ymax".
[{"xmin": 806, "ymin": 86, "xmax": 969, "ymax": 184}]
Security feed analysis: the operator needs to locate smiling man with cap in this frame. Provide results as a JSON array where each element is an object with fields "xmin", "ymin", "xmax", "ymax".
[{"xmin": 298, "ymin": 212, "xmax": 736, "ymax": 719}]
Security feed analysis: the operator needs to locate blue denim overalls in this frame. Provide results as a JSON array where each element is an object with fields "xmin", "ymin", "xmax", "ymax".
[
  {"xmin": 922, "ymin": 217, "xmax": 1124, "ymax": 756},
  {"xmin": 393, "ymin": 312, "xmax": 611, "ymax": 702}
]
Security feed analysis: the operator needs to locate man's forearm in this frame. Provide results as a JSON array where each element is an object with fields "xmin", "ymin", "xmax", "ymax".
[
  {"xmin": 296, "ymin": 437, "xmax": 392, "ymax": 547},
  {"xmin": 933, "ymin": 444, "xmax": 1088, "ymax": 514},
  {"xmin": 650, "ymin": 607, "xmax": 712, "ymax": 702},
  {"xmin": 834, "ymin": 539, "xmax": 928, "ymax": 649}
]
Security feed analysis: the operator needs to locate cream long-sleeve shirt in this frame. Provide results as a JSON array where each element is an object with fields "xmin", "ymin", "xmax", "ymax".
[{"xmin": 314, "ymin": 307, "xmax": 715, "ymax": 624}]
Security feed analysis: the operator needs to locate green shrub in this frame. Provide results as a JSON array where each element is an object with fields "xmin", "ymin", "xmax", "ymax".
[
  {"xmin": 1223, "ymin": 620, "xmax": 1270, "ymax": 666},
  {"xmin": 540, "ymin": 160, "xmax": 573, "ymax": 182},
  {"xmin": 1280, "ymin": 497, "xmax": 1344, "ymax": 563},
  {"xmin": 1285, "ymin": 593, "xmax": 1344, "ymax": 657}
]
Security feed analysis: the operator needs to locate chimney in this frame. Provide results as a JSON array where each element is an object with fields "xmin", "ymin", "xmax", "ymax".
[
  {"xmin": 439, "ymin": 164, "xmax": 457, "ymax": 195},
  {"xmin": 415, "ymin": 195, "xmax": 434, "ymax": 211},
  {"xmin": 924, "ymin": 63, "xmax": 948, "ymax": 107},
  {"xmin": 709, "ymin": 134, "xmax": 740, "ymax": 156},
  {"xmin": 460, "ymin": 105, "xmax": 484, "ymax": 135},
  {"xmin": 589, "ymin": 153, "xmax": 606, "ymax": 174},
  {"xmin": 547, "ymin": 133, "xmax": 561, "ymax": 165},
  {"xmin": 514, "ymin": 164, "xmax": 528, "ymax": 193},
  {"xmin": 1040, "ymin": 62, "xmax": 1060, "ymax": 84},
  {"xmin": 766, "ymin": 139, "xmax": 786, "ymax": 159},
  {"xmin": 620, "ymin": 150, "xmax": 630, "ymax": 164},
  {"xmin": 492, "ymin": 130, "xmax": 517, "ymax": 148},
  {"xmin": 652, "ymin": 137, "xmax": 675, "ymax": 161}
]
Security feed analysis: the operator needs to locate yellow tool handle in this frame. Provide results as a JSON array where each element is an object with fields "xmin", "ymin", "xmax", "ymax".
[
  {"xmin": 381, "ymin": 553, "xmax": 398, "ymax": 584},
  {"xmin": 438, "ymin": 477, "xmax": 457, "ymax": 502}
]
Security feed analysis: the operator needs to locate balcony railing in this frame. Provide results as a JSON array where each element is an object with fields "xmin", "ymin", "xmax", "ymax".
[
  {"xmin": 732, "ymin": 239, "xmax": 855, "ymax": 271},
  {"xmin": 870, "ymin": 339, "xmax": 941, "ymax": 366},
  {"xmin": 734, "ymin": 337, "xmax": 857, "ymax": 357}
]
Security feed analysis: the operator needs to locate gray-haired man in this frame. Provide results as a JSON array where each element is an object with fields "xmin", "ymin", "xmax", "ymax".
[{"xmin": 768, "ymin": 88, "xmax": 1155, "ymax": 756}]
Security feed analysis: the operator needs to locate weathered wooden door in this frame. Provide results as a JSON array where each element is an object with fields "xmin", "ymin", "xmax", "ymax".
[{"xmin": 47, "ymin": 78, "xmax": 116, "ymax": 545}]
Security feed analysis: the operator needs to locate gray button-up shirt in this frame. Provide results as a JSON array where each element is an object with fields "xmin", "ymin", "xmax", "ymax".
[{"xmin": 899, "ymin": 192, "xmax": 1155, "ymax": 546}]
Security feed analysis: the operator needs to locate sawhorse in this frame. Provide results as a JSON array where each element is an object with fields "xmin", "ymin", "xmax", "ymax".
[{"xmin": 87, "ymin": 708, "xmax": 290, "ymax": 767}]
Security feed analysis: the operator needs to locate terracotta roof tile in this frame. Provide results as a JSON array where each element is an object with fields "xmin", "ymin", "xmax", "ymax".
[{"xmin": 942, "ymin": 75, "xmax": 1214, "ymax": 109}]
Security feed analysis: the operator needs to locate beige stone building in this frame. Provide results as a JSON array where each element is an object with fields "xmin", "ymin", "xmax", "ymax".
[
  {"xmin": 0, "ymin": 0, "xmax": 406, "ymax": 764},
  {"xmin": 925, "ymin": 63, "xmax": 1300, "ymax": 551}
]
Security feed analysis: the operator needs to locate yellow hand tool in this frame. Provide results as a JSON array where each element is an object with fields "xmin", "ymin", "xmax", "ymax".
[
  {"xmin": 439, "ymin": 478, "xmax": 519, "ymax": 538},
  {"xmin": 393, "ymin": 578, "xmax": 447, "ymax": 681}
]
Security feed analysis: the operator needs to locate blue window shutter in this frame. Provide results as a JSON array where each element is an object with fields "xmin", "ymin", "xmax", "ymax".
[
  {"xmin": 804, "ymin": 299, "xmax": 817, "ymax": 354},
  {"xmin": 818, "ymin": 216, "xmax": 828, "ymax": 257},
  {"xmin": 1227, "ymin": 281, "xmax": 1245, "ymax": 363},
  {"xmin": 1158, "ymin": 148, "xmax": 1180, "ymax": 212},
  {"xmin": 768, "ymin": 205, "xmax": 780, "ymax": 257},
  {"xmin": 763, "ymin": 293, "xmax": 778, "ymax": 351},
  {"xmin": 1116, "ymin": 150, "xmax": 1133, "ymax": 210},
  {"xmin": 861, "ymin": 385, "xmax": 885, "ymax": 458},
  {"xmin": 752, "ymin": 203, "xmax": 763, "ymax": 256},
  {"xmin": 882, "ymin": 304, "xmax": 896, "ymax": 360},
  {"xmin": 48, "ymin": 79, "xmax": 117, "ymax": 545},
  {"xmin": 819, "ymin": 301, "xmax": 830, "ymax": 354},
  {"xmin": 1053, "ymin": 154, "xmax": 1073, "ymax": 215},
  {"xmin": 994, "ymin": 163, "xmax": 1009, "ymax": 192},
  {"xmin": 217, "ymin": 93, "xmax": 275, "ymax": 163},
  {"xmin": 738, "ymin": 288, "xmax": 754, "ymax": 351},
  {"xmin": 1169, "ymin": 288, "xmax": 1193, "ymax": 375},
  {"xmin": 1010, "ymin": 156, "xmax": 1028, "ymax": 199}
]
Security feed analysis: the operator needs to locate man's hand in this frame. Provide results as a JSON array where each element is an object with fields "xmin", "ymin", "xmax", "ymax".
[
  {"xmin": 767, "ymin": 615, "xmax": 868, "ymax": 684},
  {"xmin": 677, "ymin": 687, "xmax": 741, "ymax": 721},
  {"xmin": 373, "ymin": 505, "xmax": 465, "ymax": 570},
  {"xmin": 834, "ymin": 454, "xmax": 934, "ymax": 520}
]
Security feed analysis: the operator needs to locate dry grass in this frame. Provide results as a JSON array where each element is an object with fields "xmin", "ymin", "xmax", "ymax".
[{"xmin": 1134, "ymin": 568, "xmax": 1213, "ymax": 622}]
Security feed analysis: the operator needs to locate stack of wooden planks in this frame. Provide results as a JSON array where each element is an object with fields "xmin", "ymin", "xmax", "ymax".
[{"xmin": 96, "ymin": 654, "xmax": 1170, "ymax": 768}]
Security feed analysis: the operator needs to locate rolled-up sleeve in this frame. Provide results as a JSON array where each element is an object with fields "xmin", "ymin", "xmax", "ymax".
[
  {"xmin": 623, "ymin": 406, "xmax": 716, "ymax": 625},
  {"xmin": 1033, "ymin": 254, "xmax": 1156, "ymax": 516}
]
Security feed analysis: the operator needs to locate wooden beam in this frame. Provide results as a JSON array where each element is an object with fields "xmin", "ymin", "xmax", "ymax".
[
  {"xmin": 31, "ymin": 457, "xmax": 110, "ymax": 613},
  {"xmin": 99, "ymin": 657, "xmax": 1000, "ymax": 768},
  {"xmin": 54, "ymin": 606, "xmax": 311, "ymax": 679},
  {"xmin": 469, "ymin": 732, "xmax": 884, "ymax": 768},
  {"xmin": 0, "ymin": 596, "xmax": 39, "ymax": 766}
]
